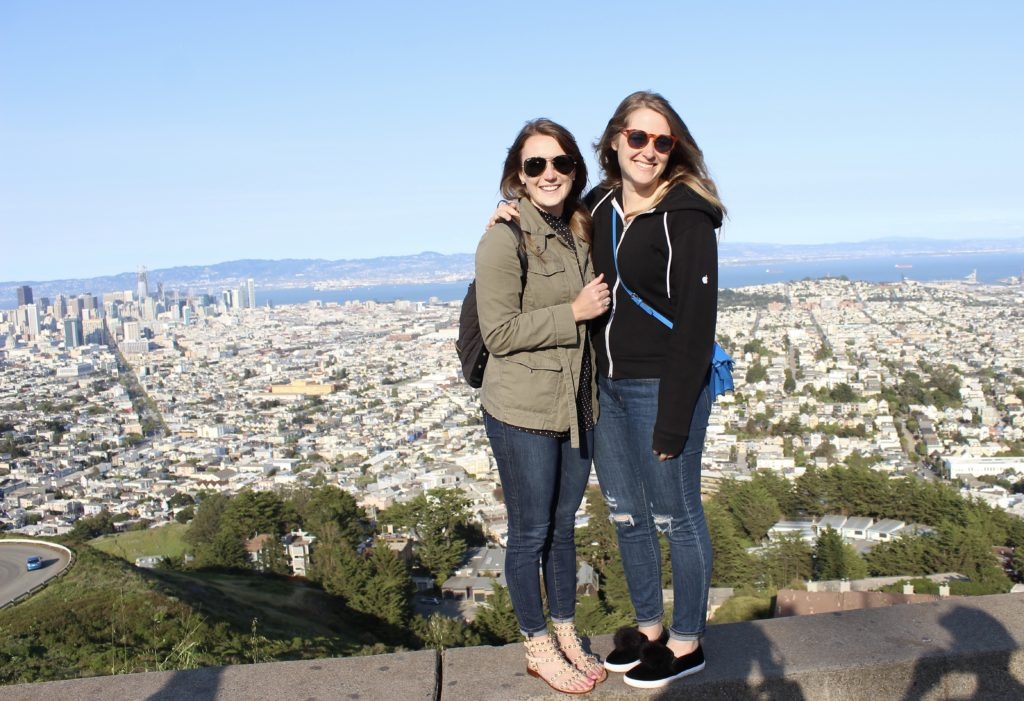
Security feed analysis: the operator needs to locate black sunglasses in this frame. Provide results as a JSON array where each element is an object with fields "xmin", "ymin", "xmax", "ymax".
[
  {"xmin": 621, "ymin": 129, "xmax": 678, "ymax": 154},
  {"xmin": 522, "ymin": 155, "xmax": 576, "ymax": 177}
]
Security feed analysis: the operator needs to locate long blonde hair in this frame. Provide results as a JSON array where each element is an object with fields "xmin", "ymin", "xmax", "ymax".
[{"xmin": 594, "ymin": 91, "xmax": 725, "ymax": 217}]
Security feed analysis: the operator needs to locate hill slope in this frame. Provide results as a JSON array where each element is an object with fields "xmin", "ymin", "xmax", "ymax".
[{"xmin": 0, "ymin": 545, "xmax": 382, "ymax": 685}]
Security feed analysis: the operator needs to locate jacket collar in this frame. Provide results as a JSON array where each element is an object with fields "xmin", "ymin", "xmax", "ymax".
[{"xmin": 517, "ymin": 197, "xmax": 590, "ymax": 260}]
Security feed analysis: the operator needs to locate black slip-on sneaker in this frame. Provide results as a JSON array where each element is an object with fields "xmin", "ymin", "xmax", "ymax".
[
  {"xmin": 603, "ymin": 627, "xmax": 669, "ymax": 673},
  {"xmin": 623, "ymin": 641, "xmax": 705, "ymax": 689}
]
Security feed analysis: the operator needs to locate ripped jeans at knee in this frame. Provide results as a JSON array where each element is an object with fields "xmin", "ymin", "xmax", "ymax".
[{"xmin": 594, "ymin": 375, "xmax": 713, "ymax": 639}]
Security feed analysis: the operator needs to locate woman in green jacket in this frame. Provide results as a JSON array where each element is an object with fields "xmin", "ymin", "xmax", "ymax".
[{"xmin": 475, "ymin": 118, "xmax": 610, "ymax": 695}]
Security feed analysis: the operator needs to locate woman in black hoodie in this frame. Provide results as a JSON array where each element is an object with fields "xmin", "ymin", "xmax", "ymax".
[{"xmin": 586, "ymin": 91, "xmax": 725, "ymax": 690}]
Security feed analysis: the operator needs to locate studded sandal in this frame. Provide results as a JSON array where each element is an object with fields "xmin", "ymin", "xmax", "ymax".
[
  {"xmin": 524, "ymin": 633, "xmax": 595, "ymax": 695},
  {"xmin": 552, "ymin": 621, "xmax": 608, "ymax": 684}
]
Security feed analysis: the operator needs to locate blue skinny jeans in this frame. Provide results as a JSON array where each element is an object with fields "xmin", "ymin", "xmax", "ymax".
[
  {"xmin": 484, "ymin": 413, "xmax": 594, "ymax": 637},
  {"xmin": 594, "ymin": 376, "xmax": 713, "ymax": 641}
]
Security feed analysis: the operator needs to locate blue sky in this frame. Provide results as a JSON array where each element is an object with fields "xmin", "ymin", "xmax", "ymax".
[{"xmin": 2, "ymin": 1, "xmax": 1022, "ymax": 283}]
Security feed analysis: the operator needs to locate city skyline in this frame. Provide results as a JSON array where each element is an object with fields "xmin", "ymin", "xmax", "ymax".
[{"xmin": 2, "ymin": 1, "xmax": 1022, "ymax": 282}]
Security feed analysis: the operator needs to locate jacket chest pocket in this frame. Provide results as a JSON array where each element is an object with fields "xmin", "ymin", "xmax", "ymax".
[{"xmin": 524, "ymin": 255, "xmax": 569, "ymax": 309}]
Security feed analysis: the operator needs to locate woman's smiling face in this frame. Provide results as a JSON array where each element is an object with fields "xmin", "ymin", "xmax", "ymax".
[
  {"xmin": 613, "ymin": 107, "xmax": 672, "ymax": 196},
  {"xmin": 519, "ymin": 134, "xmax": 574, "ymax": 217}
]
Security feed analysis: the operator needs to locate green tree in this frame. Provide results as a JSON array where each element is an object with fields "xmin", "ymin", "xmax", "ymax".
[
  {"xmin": 864, "ymin": 535, "xmax": 933, "ymax": 577},
  {"xmin": 742, "ymin": 339, "xmax": 769, "ymax": 355},
  {"xmin": 835, "ymin": 465, "xmax": 890, "ymax": 518},
  {"xmin": 310, "ymin": 521, "xmax": 371, "ymax": 604},
  {"xmin": 288, "ymin": 485, "xmax": 368, "ymax": 546},
  {"xmin": 573, "ymin": 593, "xmax": 632, "ymax": 637},
  {"xmin": 204, "ymin": 527, "xmax": 250, "ymax": 570},
  {"xmin": 185, "ymin": 493, "xmax": 227, "ymax": 548},
  {"xmin": 745, "ymin": 362, "xmax": 769, "ymax": 384},
  {"xmin": 383, "ymin": 488, "xmax": 478, "ymax": 584},
  {"xmin": 926, "ymin": 364, "xmax": 962, "ymax": 410},
  {"xmin": 417, "ymin": 533, "xmax": 467, "ymax": 587},
  {"xmin": 473, "ymin": 583, "xmax": 521, "ymax": 644},
  {"xmin": 829, "ymin": 383, "xmax": 857, "ymax": 403},
  {"xmin": 349, "ymin": 547, "xmax": 414, "ymax": 627},
  {"xmin": 791, "ymin": 466, "xmax": 834, "ymax": 516},
  {"xmin": 752, "ymin": 471, "xmax": 798, "ymax": 518},
  {"xmin": 70, "ymin": 509, "xmax": 116, "ymax": 540},
  {"xmin": 223, "ymin": 490, "xmax": 285, "ymax": 539},
  {"xmin": 843, "ymin": 450, "xmax": 879, "ymax": 471},
  {"xmin": 705, "ymin": 501, "xmax": 756, "ymax": 587},
  {"xmin": 258, "ymin": 537, "xmax": 291, "ymax": 575},
  {"xmin": 840, "ymin": 545, "xmax": 869, "ymax": 580},
  {"xmin": 814, "ymin": 527, "xmax": 846, "ymax": 580},
  {"xmin": 1012, "ymin": 547, "xmax": 1024, "ymax": 581},
  {"xmin": 411, "ymin": 613, "xmax": 481, "ymax": 651},
  {"xmin": 811, "ymin": 439, "xmax": 838, "ymax": 464},
  {"xmin": 183, "ymin": 491, "xmax": 270, "ymax": 571},
  {"xmin": 932, "ymin": 523, "xmax": 1007, "ymax": 586},
  {"xmin": 168, "ymin": 493, "xmax": 195, "ymax": 509},
  {"xmin": 760, "ymin": 534, "xmax": 813, "ymax": 588},
  {"xmin": 718, "ymin": 478, "xmax": 782, "ymax": 543}
]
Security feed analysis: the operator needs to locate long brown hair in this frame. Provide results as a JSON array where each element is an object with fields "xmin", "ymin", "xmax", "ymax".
[
  {"xmin": 500, "ymin": 118, "xmax": 592, "ymax": 244},
  {"xmin": 594, "ymin": 91, "xmax": 725, "ymax": 216}
]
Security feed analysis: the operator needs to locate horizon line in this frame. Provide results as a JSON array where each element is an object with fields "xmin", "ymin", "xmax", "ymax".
[{"xmin": 4, "ymin": 234, "xmax": 1024, "ymax": 288}]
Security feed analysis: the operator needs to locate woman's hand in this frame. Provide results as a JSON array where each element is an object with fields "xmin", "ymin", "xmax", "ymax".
[
  {"xmin": 571, "ymin": 274, "xmax": 611, "ymax": 322},
  {"xmin": 486, "ymin": 200, "xmax": 520, "ymax": 230}
]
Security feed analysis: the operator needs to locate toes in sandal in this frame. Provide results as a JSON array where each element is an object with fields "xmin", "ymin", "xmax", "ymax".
[
  {"xmin": 524, "ymin": 633, "xmax": 595, "ymax": 695},
  {"xmin": 552, "ymin": 621, "xmax": 608, "ymax": 683}
]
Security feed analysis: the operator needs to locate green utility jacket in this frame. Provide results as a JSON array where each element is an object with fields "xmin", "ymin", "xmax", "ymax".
[{"xmin": 474, "ymin": 198, "xmax": 598, "ymax": 448}]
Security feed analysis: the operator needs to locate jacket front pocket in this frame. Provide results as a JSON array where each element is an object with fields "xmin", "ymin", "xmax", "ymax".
[
  {"xmin": 510, "ymin": 351, "xmax": 562, "ymax": 372},
  {"xmin": 493, "ymin": 355, "xmax": 564, "ymax": 419}
]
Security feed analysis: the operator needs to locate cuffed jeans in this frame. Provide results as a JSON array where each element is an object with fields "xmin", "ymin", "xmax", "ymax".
[
  {"xmin": 485, "ymin": 413, "xmax": 594, "ymax": 637},
  {"xmin": 594, "ymin": 376, "xmax": 713, "ymax": 641}
]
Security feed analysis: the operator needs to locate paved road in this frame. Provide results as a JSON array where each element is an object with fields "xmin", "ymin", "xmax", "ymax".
[{"xmin": 0, "ymin": 540, "xmax": 71, "ymax": 606}]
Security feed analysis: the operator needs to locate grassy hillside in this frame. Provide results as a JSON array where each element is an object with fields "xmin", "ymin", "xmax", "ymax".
[
  {"xmin": 0, "ymin": 544, "xmax": 387, "ymax": 686},
  {"xmin": 88, "ymin": 523, "xmax": 190, "ymax": 562}
]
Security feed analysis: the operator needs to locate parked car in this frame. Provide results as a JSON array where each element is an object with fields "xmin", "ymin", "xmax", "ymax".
[
  {"xmin": 419, "ymin": 596, "xmax": 441, "ymax": 606},
  {"xmin": 25, "ymin": 555, "xmax": 43, "ymax": 571}
]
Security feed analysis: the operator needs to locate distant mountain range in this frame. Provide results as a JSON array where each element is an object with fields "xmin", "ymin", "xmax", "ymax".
[
  {"xmin": 4, "ymin": 237, "xmax": 1023, "ymax": 303},
  {"xmin": 717, "ymin": 236, "xmax": 1023, "ymax": 265}
]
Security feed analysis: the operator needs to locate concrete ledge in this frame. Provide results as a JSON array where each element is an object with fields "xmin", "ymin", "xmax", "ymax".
[
  {"xmin": 6, "ymin": 593, "xmax": 1024, "ymax": 700},
  {"xmin": 3, "ymin": 651, "xmax": 438, "ymax": 701}
]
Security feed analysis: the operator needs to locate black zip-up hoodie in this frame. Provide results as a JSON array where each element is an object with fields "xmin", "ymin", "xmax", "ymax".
[{"xmin": 585, "ymin": 183, "xmax": 722, "ymax": 455}]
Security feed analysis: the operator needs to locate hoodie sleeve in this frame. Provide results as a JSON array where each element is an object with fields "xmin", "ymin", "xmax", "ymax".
[{"xmin": 653, "ymin": 209, "xmax": 718, "ymax": 455}]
